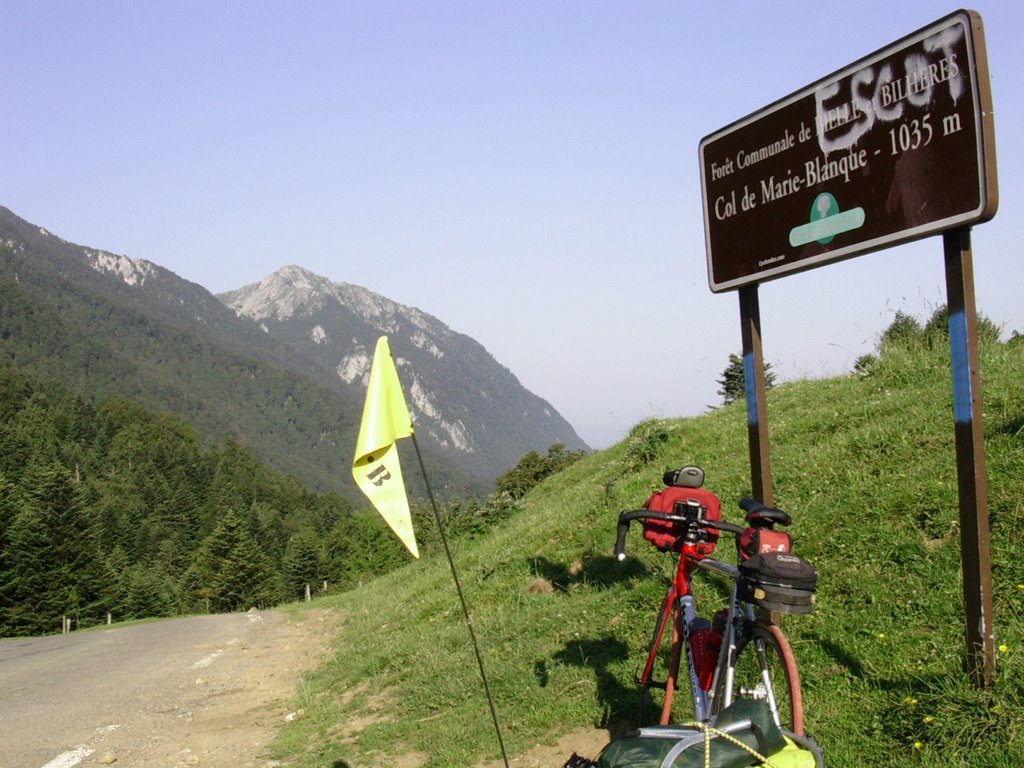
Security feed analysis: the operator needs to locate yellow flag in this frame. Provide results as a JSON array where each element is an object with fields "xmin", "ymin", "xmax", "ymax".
[{"xmin": 352, "ymin": 336, "xmax": 418, "ymax": 558}]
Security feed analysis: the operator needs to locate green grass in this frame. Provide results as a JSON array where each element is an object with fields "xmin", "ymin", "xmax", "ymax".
[{"xmin": 270, "ymin": 338, "xmax": 1024, "ymax": 768}]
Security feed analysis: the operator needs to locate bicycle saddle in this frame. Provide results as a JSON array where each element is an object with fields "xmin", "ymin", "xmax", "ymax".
[{"xmin": 738, "ymin": 497, "xmax": 792, "ymax": 527}]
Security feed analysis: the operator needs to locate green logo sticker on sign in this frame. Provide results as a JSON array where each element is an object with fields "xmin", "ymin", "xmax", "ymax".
[{"xmin": 789, "ymin": 193, "xmax": 865, "ymax": 246}]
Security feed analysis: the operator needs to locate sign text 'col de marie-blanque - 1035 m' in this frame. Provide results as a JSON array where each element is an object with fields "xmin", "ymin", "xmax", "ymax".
[{"xmin": 699, "ymin": 9, "xmax": 997, "ymax": 293}]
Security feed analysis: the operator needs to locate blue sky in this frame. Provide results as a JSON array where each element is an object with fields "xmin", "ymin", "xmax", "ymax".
[{"xmin": 3, "ymin": 1, "xmax": 1021, "ymax": 449}]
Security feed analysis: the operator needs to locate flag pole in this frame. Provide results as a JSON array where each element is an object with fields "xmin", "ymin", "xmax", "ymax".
[
  {"xmin": 410, "ymin": 433, "xmax": 510, "ymax": 768},
  {"xmin": 352, "ymin": 336, "xmax": 508, "ymax": 766}
]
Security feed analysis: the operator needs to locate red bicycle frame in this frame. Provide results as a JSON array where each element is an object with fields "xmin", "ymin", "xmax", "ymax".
[{"xmin": 636, "ymin": 539, "xmax": 712, "ymax": 725}]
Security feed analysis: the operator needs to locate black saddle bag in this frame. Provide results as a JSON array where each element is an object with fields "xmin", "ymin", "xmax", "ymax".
[{"xmin": 737, "ymin": 552, "xmax": 817, "ymax": 615}]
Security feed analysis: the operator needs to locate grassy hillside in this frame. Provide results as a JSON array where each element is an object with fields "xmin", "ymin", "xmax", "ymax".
[{"xmin": 270, "ymin": 336, "xmax": 1024, "ymax": 768}]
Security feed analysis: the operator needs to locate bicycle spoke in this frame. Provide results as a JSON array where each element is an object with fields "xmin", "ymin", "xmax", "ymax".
[{"xmin": 728, "ymin": 623, "xmax": 803, "ymax": 734}]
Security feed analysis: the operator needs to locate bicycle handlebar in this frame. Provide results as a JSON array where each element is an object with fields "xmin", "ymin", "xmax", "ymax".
[{"xmin": 614, "ymin": 509, "xmax": 746, "ymax": 561}]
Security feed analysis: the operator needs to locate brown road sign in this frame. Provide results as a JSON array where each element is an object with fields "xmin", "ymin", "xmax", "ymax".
[{"xmin": 699, "ymin": 10, "xmax": 997, "ymax": 293}]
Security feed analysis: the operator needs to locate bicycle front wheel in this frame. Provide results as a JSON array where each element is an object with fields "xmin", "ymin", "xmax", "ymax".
[{"xmin": 729, "ymin": 623, "xmax": 804, "ymax": 735}]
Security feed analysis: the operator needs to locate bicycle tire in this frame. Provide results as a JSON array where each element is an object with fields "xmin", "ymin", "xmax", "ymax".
[
  {"xmin": 639, "ymin": 684, "xmax": 656, "ymax": 726},
  {"xmin": 724, "ymin": 622, "xmax": 804, "ymax": 735},
  {"xmin": 638, "ymin": 604, "xmax": 685, "ymax": 726},
  {"xmin": 659, "ymin": 609, "xmax": 684, "ymax": 725}
]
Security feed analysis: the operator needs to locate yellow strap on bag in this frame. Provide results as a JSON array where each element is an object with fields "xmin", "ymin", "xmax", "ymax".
[
  {"xmin": 676, "ymin": 723, "xmax": 817, "ymax": 768},
  {"xmin": 679, "ymin": 722, "xmax": 780, "ymax": 768},
  {"xmin": 763, "ymin": 737, "xmax": 818, "ymax": 768}
]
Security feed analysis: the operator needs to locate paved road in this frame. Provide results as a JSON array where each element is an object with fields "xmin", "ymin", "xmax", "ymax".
[{"xmin": 0, "ymin": 611, "xmax": 292, "ymax": 768}]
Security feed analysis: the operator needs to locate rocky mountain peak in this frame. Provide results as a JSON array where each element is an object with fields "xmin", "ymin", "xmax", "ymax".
[
  {"xmin": 220, "ymin": 265, "xmax": 408, "ymax": 328},
  {"xmin": 219, "ymin": 265, "xmax": 331, "ymax": 322}
]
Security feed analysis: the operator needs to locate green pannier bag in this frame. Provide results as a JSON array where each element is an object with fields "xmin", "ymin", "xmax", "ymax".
[{"xmin": 589, "ymin": 699, "xmax": 820, "ymax": 768}]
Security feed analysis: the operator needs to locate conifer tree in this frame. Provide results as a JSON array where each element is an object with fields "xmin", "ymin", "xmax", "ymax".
[
  {"xmin": 195, "ymin": 510, "xmax": 279, "ymax": 612},
  {"xmin": 22, "ymin": 462, "xmax": 109, "ymax": 628},
  {"xmin": 283, "ymin": 532, "xmax": 321, "ymax": 599},
  {"xmin": 0, "ymin": 506, "xmax": 52, "ymax": 635},
  {"xmin": 716, "ymin": 353, "xmax": 777, "ymax": 406}
]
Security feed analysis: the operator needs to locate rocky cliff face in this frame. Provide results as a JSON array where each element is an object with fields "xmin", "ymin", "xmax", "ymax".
[{"xmin": 219, "ymin": 266, "xmax": 588, "ymax": 482}]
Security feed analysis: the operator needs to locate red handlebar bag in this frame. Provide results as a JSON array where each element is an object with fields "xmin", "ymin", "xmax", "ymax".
[{"xmin": 641, "ymin": 486, "xmax": 721, "ymax": 556}]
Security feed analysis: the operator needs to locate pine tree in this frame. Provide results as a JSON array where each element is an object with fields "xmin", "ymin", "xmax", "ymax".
[
  {"xmin": 123, "ymin": 565, "xmax": 175, "ymax": 618},
  {"xmin": 282, "ymin": 532, "xmax": 321, "ymax": 599},
  {"xmin": 21, "ymin": 462, "xmax": 110, "ymax": 629},
  {"xmin": 194, "ymin": 510, "xmax": 279, "ymax": 612},
  {"xmin": 716, "ymin": 353, "xmax": 777, "ymax": 406},
  {"xmin": 0, "ymin": 506, "xmax": 52, "ymax": 635}
]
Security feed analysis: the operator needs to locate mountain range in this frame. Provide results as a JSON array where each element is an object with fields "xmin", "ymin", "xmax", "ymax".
[{"xmin": 0, "ymin": 205, "xmax": 586, "ymax": 496}]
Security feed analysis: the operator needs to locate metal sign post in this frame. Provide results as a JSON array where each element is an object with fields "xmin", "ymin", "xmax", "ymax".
[
  {"xmin": 943, "ymin": 226, "xmax": 995, "ymax": 686},
  {"xmin": 739, "ymin": 285, "xmax": 773, "ymax": 507},
  {"xmin": 698, "ymin": 10, "xmax": 999, "ymax": 686}
]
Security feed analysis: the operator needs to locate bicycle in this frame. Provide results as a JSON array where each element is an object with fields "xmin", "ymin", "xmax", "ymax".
[{"xmin": 613, "ymin": 467, "xmax": 815, "ymax": 737}]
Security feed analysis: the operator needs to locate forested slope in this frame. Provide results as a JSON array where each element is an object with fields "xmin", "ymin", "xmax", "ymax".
[
  {"xmin": 0, "ymin": 365, "xmax": 414, "ymax": 636},
  {"xmin": 0, "ymin": 362, "xmax": 583, "ymax": 637}
]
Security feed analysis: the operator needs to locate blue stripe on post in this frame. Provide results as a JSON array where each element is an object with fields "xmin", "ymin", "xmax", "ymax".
[
  {"xmin": 948, "ymin": 308, "xmax": 973, "ymax": 425},
  {"xmin": 743, "ymin": 352, "xmax": 758, "ymax": 426}
]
